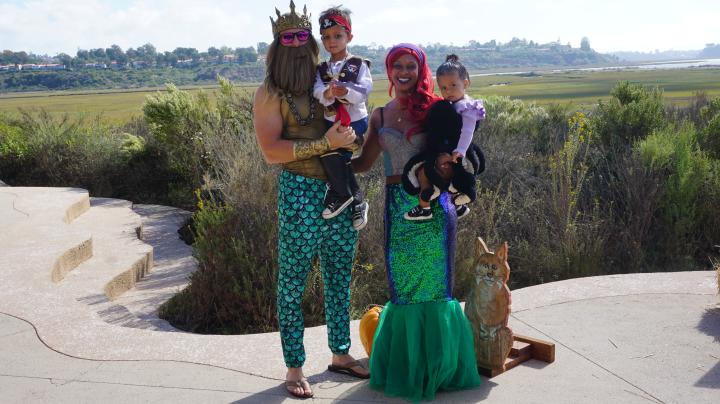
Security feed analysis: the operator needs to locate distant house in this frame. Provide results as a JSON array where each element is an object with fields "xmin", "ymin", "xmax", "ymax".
[
  {"xmin": 222, "ymin": 54, "xmax": 236, "ymax": 63},
  {"xmin": 0, "ymin": 64, "xmax": 19, "ymax": 72},
  {"xmin": 40, "ymin": 64, "xmax": 65, "ymax": 71},
  {"xmin": 12, "ymin": 63, "xmax": 66, "ymax": 71},
  {"xmin": 84, "ymin": 62, "xmax": 107, "ymax": 69},
  {"xmin": 131, "ymin": 61, "xmax": 148, "ymax": 69},
  {"xmin": 176, "ymin": 59, "xmax": 194, "ymax": 67}
]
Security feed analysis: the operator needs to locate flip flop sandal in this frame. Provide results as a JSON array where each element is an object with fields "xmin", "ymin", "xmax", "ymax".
[
  {"xmin": 285, "ymin": 378, "xmax": 313, "ymax": 398},
  {"xmin": 327, "ymin": 360, "xmax": 370, "ymax": 379}
]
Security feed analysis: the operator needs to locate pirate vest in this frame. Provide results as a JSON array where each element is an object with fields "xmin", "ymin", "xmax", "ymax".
[
  {"xmin": 317, "ymin": 57, "xmax": 368, "ymax": 117},
  {"xmin": 317, "ymin": 56, "xmax": 368, "ymax": 86}
]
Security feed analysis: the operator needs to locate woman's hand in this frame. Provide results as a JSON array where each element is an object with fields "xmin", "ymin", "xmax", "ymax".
[
  {"xmin": 435, "ymin": 153, "xmax": 454, "ymax": 180},
  {"xmin": 325, "ymin": 121, "xmax": 356, "ymax": 149}
]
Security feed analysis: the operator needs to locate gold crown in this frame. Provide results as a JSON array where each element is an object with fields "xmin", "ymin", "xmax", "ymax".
[{"xmin": 270, "ymin": 1, "xmax": 312, "ymax": 37}]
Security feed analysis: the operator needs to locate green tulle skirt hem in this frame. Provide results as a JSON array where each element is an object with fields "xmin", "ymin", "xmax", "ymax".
[{"xmin": 369, "ymin": 299, "xmax": 481, "ymax": 401}]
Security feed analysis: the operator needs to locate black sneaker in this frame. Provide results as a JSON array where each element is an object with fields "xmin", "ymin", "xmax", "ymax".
[
  {"xmin": 352, "ymin": 202, "xmax": 369, "ymax": 230},
  {"xmin": 456, "ymin": 204, "xmax": 470, "ymax": 219},
  {"xmin": 404, "ymin": 205, "xmax": 433, "ymax": 221},
  {"xmin": 322, "ymin": 195, "xmax": 354, "ymax": 219}
]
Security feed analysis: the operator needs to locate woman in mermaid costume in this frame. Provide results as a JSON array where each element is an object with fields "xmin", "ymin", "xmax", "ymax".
[{"xmin": 353, "ymin": 43, "xmax": 481, "ymax": 401}]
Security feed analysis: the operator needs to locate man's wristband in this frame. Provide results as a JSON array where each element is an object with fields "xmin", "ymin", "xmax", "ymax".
[{"xmin": 293, "ymin": 136, "xmax": 331, "ymax": 160}]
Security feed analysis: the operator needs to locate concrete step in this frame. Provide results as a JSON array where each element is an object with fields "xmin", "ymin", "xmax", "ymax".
[
  {"xmin": 90, "ymin": 204, "xmax": 195, "ymax": 331},
  {"xmin": 0, "ymin": 187, "xmax": 92, "ymax": 284},
  {"xmin": 61, "ymin": 198, "xmax": 153, "ymax": 302}
]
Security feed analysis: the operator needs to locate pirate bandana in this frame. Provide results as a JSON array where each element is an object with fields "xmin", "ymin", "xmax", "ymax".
[{"xmin": 319, "ymin": 11, "xmax": 351, "ymax": 34}]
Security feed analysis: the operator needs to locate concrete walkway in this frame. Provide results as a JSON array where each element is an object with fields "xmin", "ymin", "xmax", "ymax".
[{"xmin": 1, "ymin": 187, "xmax": 718, "ymax": 403}]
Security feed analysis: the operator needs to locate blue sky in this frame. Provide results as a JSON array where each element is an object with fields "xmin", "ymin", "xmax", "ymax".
[{"xmin": 0, "ymin": 0, "xmax": 717, "ymax": 55}]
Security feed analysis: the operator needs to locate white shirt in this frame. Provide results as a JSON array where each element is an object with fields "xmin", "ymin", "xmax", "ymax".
[{"xmin": 313, "ymin": 58, "xmax": 373, "ymax": 122}]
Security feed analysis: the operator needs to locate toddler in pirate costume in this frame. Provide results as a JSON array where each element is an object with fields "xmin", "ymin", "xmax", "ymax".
[{"xmin": 313, "ymin": 6, "xmax": 372, "ymax": 230}]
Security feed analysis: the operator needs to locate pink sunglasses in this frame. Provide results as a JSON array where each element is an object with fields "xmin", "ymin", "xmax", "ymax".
[{"xmin": 279, "ymin": 30, "xmax": 310, "ymax": 45}]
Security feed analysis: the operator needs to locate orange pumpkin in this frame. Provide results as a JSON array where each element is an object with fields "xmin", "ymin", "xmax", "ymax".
[{"xmin": 359, "ymin": 305, "xmax": 383, "ymax": 356}]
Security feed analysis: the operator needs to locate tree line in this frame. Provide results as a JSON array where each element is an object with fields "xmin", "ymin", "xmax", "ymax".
[
  {"xmin": 1, "ymin": 44, "xmax": 258, "ymax": 68},
  {"xmin": 3, "ymin": 39, "xmax": 718, "ymax": 72}
]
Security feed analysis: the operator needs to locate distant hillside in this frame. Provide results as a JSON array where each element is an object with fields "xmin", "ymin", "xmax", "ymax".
[
  {"xmin": 612, "ymin": 44, "xmax": 720, "ymax": 62},
  {"xmin": 699, "ymin": 44, "xmax": 720, "ymax": 58},
  {"xmin": 348, "ymin": 38, "xmax": 618, "ymax": 74},
  {"xmin": 0, "ymin": 37, "xmax": 620, "ymax": 92}
]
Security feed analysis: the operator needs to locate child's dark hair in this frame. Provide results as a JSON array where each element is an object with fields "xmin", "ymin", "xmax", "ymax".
[{"xmin": 436, "ymin": 54, "xmax": 469, "ymax": 81}]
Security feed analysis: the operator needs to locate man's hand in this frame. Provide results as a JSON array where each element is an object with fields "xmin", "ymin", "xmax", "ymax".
[
  {"xmin": 451, "ymin": 151, "xmax": 463, "ymax": 163},
  {"xmin": 325, "ymin": 121, "xmax": 356, "ymax": 149}
]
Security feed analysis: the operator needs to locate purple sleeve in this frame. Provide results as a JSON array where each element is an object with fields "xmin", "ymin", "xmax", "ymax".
[
  {"xmin": 453, "ymin": 97, "xmax": 485, "ymax": 156},
  {"xmin": 454, "ymin": 111, "xmax": 477, "ymax": 156}
]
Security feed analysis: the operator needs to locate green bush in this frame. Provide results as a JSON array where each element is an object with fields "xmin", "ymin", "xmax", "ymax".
[
  {"xmin": 637, "ymin": 123, "xmax": 713, "ymax": 263},
  {"xmin": 159, "ymin": 201, "xmax": 280, "ymax": 334},
  {"xmin": 0, "ymin": 109, "xmax": 186, "ymax": 206},
  {"xmin": 698, "ymin": 98, "xmax": 720, "ymax": 160},
  {"xmin": 592, "ymin": 81, "xmax": 666, "ymax": 150},
  {"xmin": 0, "ymin": 117, "xmax": 28, "ymax": 179}
]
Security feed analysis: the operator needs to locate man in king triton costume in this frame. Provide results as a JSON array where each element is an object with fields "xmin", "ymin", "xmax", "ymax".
[{"xmin": 252, "ymin": 1, "xmax": 370, "ymax": 399}]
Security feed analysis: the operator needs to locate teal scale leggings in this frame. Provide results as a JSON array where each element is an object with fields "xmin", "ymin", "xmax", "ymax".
[{"xmin": 277, "ymin": 170, "xmax": 358, "ymax": 368}]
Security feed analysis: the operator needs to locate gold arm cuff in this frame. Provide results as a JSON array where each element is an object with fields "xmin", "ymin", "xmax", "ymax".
[{"xmin": 293, "ymin": 136, "xmax": 331, "ymax": 160}]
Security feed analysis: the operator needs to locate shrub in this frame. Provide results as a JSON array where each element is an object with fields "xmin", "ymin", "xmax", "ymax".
[
  {"xmin": 697, "ymin": 98, "xmax": 720, "ymax": 160},
  {"xmin": 0, "ymin": 110, "xmax": 129, "ymax": 195},
  {"xmin": 592, "ymin": 81, "xmax": 666, "ymax": 150},
  {"xmin": 159, "ymin": 200, "xmax": 280, "ymax": 333},
  {"xmin": 637, "ymin": 123, "xmax": 713, "ymax": 264},
  {"xmin": 0, "ymin": 116, "xmax": 28, "ymax": 179},
  {"xmin": 142, "ymin": 84, "xmax": 212, "ymax": 207}
]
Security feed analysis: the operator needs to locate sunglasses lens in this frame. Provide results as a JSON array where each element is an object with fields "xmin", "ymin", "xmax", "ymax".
[
  {"xmin": 296, "ymin": 31, "xmax": 310, "ymax": 41},
  {"xmin": 281, "ymin": 33, "xmax": 295, "ymax": 43}
]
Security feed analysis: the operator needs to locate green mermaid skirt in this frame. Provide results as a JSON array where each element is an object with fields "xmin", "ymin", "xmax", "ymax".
[
  {"xmin": 369, "ymin": 185, "xmax": 480, "ymax": 401},
  {"xmin": 370, "ymin": 300, "xmax": 481, "ymax": 401}
]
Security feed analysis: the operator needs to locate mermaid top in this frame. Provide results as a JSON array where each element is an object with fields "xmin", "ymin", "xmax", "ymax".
[
  {"xmin": 376, "ymin": 109, "xmax": 427, "ymax": 177},
  {"xmin": 280, "ymin": 92, "xmax": 328, "ymax": 181}
]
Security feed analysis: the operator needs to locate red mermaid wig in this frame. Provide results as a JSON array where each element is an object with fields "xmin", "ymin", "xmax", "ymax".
[{"xmin": 385, "ymin": 43, "xmax": 441, "ymax": 138}]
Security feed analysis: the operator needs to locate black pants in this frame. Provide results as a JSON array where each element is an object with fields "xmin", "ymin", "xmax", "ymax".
[
  {"xmin": 320, "ymin": 149, "xmax": 362, "ymax": 205},
  {"xmin": 320, "ymin": 118, "xmax": 367, "ymax": 206}
]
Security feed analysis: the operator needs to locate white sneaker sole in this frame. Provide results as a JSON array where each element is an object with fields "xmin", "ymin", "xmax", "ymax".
[
  {"xmin": 404, "ymin": 212, "xmax": 433, "ymax": 221},
  {"xmin": 352, "ymin": 202, "xmax": 369, "ymax": 230},
  {"xmin": 322, "ymin": 197, "xmax": 354, "ymax": 219}
]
